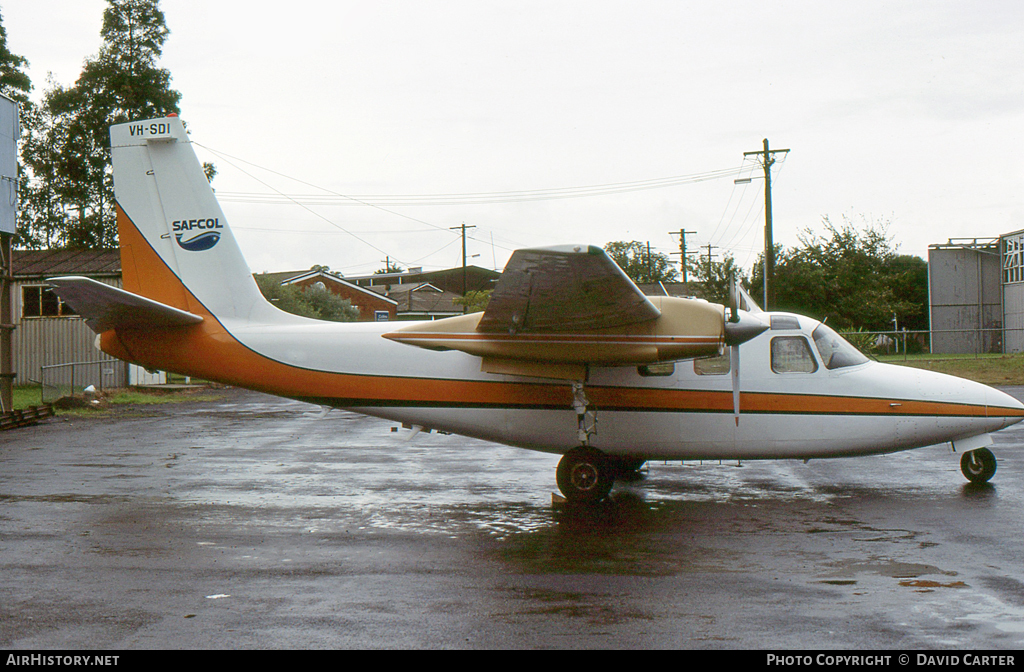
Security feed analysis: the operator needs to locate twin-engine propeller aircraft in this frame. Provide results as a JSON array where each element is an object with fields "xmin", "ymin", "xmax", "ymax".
[{"xmin": 49, "ymin": 116, "xmax": 1024, "ymax": 504}]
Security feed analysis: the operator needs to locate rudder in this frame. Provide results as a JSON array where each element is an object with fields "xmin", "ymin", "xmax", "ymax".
[{"xmin": 110, "ymin": 115, "xmax": 269, "ymax": 321}]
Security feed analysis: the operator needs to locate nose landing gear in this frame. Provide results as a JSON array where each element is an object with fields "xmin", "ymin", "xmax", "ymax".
[{"xmin": 961, "ymin": 447, "xmax": 997, "ymax": 484}]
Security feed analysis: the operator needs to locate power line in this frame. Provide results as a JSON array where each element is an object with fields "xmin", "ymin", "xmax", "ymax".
[
  {"xmin": 214, "ymin": 167, "xmax": 748, "ymax": 206},
  {"xmin": 193, "ymin": 141, "xmax": 455, "ymax": 237},
  {"xmin": 195, "ymin": 142, "xmax": 413, "ymax": 265}
]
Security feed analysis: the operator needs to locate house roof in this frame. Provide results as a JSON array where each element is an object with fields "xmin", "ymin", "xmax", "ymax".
[
  {"xmin": 279, "ymin": 269, "xmax": 398, "ymax": 305},
  {"xmin": 368, "ymin": 283, "xmax": 462, "ymax": 315},
  {"xmin": 256, "ymin": 269, "xmax": 310, "ymax": 285},
  {"xmin": 13, "ymin": 249, "xmax": 121, "ymax": 278},
  {"xmin": 348, "ymin": 265, "xmax": 501, "ymax": 294},
  {"xmin": 256, "ymin": 269, "xmax": 398, "ymax": 306}
]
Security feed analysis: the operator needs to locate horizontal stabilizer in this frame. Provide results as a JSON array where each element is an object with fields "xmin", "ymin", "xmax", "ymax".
[{"xmin": 47, "ymin": 276, "xmax": 204, "ymax": 333}]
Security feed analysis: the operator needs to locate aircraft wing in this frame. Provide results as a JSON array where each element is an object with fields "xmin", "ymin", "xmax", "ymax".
[
  {"xmin": 383, "ymin": 244, "xmax": 758, "ymax": 377},
  {"xmin": 47, "ymin": 276, "xmax": 204, "ymax": 333},
  {"xmin": 477, "ymin": 245, "xmax": 661, "ymax": 334}
]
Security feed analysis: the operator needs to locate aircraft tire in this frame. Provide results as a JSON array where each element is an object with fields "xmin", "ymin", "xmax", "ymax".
[
  {"xmin": 556, "ymin": 446, "xmax": 614, "ymax": 504},
  {"xmin": 960, "ymin": 447, "xmax": 997, "ymax": 484}
]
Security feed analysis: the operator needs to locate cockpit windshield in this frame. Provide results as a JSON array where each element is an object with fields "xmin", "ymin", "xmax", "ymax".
[{"xmin": 812, "ymin": 323, "xmax": 869, "ymax": 370}]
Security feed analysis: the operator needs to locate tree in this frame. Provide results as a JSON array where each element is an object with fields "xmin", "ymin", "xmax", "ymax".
[
  {"xmin": 20, "ymin": 0, "xmax": 185, "ymax": 248},
  {"xmin": 254, "ymin": 275, "xmax": 359, "ymax": 322},
  {"xmin": 603, "ymin": 241, "xmax": 679, "ymax": 284},
  {"xmin": 0, "ymin": 10, "xmax": 31, "ymax": 105},
  {"xmin": 302, "ymin": 283, "xmax": 360, "ymax": 322},
  {"xmin": 887, "ymin": 254, "xmax": 929, "ymax": 331},
  {"xmin": 453, "ymin": 289, "xmax": 492, "ymax": 313},
  {"xmin": 374, "ymin": 261, "xmax": 404, "ymax": 274},
  {"xmin": 749, "ymin": 215, "xmax": 926, "ymax": 331},
  {"xmin": 692, "ymin": 254, "xmax": 748, "ymax": 306}
]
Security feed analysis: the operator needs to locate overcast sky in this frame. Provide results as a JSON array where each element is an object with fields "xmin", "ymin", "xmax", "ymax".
[{"xmin": 5, "ymin": 1, "xmax": 1024, "ymax": 277}]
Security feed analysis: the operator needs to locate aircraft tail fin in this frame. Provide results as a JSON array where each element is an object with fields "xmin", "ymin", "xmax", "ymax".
[{"xmin": 109, "ymin": 116, "xmax": 271, "ymax": 322}]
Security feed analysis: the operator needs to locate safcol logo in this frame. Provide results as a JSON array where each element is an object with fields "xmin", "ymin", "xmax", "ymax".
[{"xmin": 172, "ymin": 218, "xmax": 223, "ymax": 251}]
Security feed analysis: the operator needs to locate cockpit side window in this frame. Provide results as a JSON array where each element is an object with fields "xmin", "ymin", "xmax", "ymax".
[
  {"xmin": 812, "ymin": 324, "xmax": 869, "ymax": 370},
  {"xmin": 770, "ymin": 336, "xmax": 819, "ymax": 373},
  {"xmin": 770, "ymin": 315, "xmax": 801, "ymax": 330}
]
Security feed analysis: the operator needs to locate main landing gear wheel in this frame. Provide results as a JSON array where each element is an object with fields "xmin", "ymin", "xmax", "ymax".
[
  {"xmin": 961, "ymin": 447, "xmax": 997, "ymax": 484},
  {"xmin": 556, "ymin": 446, "xmax": 614, "ymax": 504}
]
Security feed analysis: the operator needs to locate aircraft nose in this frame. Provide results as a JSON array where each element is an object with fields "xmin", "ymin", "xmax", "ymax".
[{"xmin": 987, "ymin": 385, "xmax": 1024, "ymax": 429}]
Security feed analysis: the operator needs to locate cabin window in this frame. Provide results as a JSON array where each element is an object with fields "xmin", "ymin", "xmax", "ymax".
[
  {"xmin": 812, "ymin": 324, "xmax": 869, "ymax": 370},
  {"xmin": 638, "ymin": 362, "xmax": 675, "ymax": 377},
  {"xmin": 770, "ymin": 336, "xmax": 818, "ymax": 374},
  {"xmin": 694, "ymin": 350, "xmax": 730, "ymax": 375},
  {"xmin": 770, "ymin": 315, "xmax": 801, "ymax": 330},
  {"xmin": 22, "ymin": 285, "xmax": 78, "ymax": 319}
]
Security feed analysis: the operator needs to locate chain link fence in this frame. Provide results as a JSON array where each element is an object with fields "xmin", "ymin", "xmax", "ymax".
[
  {"xmin": 39, "ymin": 358, "xmax": 126, "ymax": 404},
  {"xmin": 838, "ymin": 327, "xmax": 1014, "ymax": 360}
]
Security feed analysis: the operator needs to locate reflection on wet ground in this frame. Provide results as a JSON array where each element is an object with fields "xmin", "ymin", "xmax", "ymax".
[{"xmin": 2, "ymin": 387, "xmax": 1024, "ymax": 648}]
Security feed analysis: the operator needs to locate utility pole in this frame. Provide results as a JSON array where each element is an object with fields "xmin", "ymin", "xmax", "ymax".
[
  {"xmin": 703, "ymin": 243, "xmax": 718, "ymax": 282},
  {"xmin": 646, "ymin": 241, "xmax": 652, "ymax": 284},
  {"xmin": 0, "ymin": 97, "xmax": 18, "ymax": 415},
  {"xmin": 1, "ymin": 233, "xmax": 11, "ymax": 414},
  {"xmin": 669, "ymin": 229, "xmax": 698, "ymax": 282},
  {"xmin": 743, "ymin": 138, "xmax": 789, "ymax": 310},
  {"xmin": 450, "ymin": 222, "xmax": 476, "ymax": 312}
]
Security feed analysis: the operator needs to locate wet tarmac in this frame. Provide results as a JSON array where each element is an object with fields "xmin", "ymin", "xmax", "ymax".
[{"xmin": 2, "ymin": 387, "xmax": 1024, "ymax": 649}]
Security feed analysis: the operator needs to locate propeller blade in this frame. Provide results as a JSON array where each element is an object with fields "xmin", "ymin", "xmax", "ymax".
[
  {"xmin": 728, "ymin": 272, "xmax": 740, "ymax": 323},
  {"xmin": 723, "ymin": 273, "xmax": 767, "ymax": 346},
  {"xmin": 731, "ymin": 344, "xmax": 740, "ymax": 426}
]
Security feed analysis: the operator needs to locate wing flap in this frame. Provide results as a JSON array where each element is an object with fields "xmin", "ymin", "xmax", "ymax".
[{"xmin": 47, "ymin": 276, "xmax": 204, "ymax": 333}]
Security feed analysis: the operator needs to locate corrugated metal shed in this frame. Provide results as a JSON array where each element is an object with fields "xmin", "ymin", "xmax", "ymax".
[
  {"xmin": 928, "ymin": 240, "xmax": 1001, "ymax": 354},
  {"xmin": 1002, "ymin": 229, "xmax": 1024, "ymax": 352},
  {"xmin": 12, "ymin": 249, "xmax": 127, "ymax": 388},
  {"xmin": 14, "ymin": 249, "xmax": 122, "ymax": 278}
]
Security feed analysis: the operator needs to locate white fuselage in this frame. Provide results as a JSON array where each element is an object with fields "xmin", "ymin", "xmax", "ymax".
[{"xmin": 222, "ymin": 309, "xmax": 1023, "ymax": 461}]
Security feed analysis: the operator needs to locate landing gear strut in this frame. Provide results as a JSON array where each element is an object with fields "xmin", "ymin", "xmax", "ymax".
[
  {"xmin": 571, "ymin": 381, "xmax": 597, "ymax": 445},
  {"xmin": 555, "ymin": 380, "xmax": 613, "ymax": 504},
  {"xmin": 961, "ymin": 447, "xmax": 997, "ymax": 484}
]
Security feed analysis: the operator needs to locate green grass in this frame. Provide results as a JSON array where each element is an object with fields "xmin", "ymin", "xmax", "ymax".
[
  {"xmin": 104, "ymin": 389, "xmax": 224, "ymax": 405},
  {"xmin": 13, "ymin": 385, "xmax": 44, "ymax": 410},
  {"xmin": 12, "ymin": 384, "xmax": 223, "ymax": 413},
  {"xmin": 879, "ymin": 352, "xmax": 1024, "ymax": 386}
]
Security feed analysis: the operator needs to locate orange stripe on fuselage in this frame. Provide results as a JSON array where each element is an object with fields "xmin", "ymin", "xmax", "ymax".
[
  {"xmin": 387, "ymin": 332, "xmax": 719, "ymax": 344},
  {"xmin": 107, "ymin": 204, "xmax": 1022, "ymax": 419}
]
